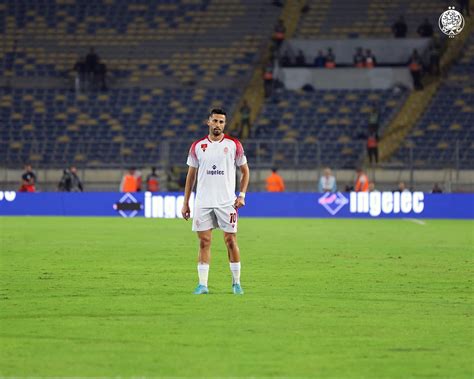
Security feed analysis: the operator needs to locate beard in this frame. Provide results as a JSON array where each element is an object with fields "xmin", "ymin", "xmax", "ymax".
[{"xmin": 212, "ymin": 128, "xmax": 222, "ymax": 136}]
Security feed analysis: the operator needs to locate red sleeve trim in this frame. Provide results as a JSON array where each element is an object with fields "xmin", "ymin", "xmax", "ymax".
[
  {"xmin": 189, "ymin": 136, "xmax": 207, "ymax": 160},
  {"xmin": 224, "ymin": 134, "xmax": 244, "ymax": 160}
]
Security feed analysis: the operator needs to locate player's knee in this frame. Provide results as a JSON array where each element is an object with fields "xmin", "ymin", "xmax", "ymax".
[
  {"xmin": 199, "ymin": 235, "xmax": 212, "ymax": 249},
  {"xmin": 224, "ymin": 234, "xmax": 237, "ymax": 248}
]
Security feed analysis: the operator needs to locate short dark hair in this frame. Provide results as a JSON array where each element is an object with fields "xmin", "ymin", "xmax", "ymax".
[{"xmin": 209, "ymin": 108, "xmax": 226, "ymax": 118}]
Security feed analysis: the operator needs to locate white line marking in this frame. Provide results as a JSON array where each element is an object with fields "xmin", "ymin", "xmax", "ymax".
[{"xmin": 404, "ymin": 218, "xmax": 426, "ymax": 225}]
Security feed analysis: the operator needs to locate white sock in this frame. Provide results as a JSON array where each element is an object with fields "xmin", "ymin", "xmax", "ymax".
[
  {"xmin": 197, "ymin": 263, "xmax": 209, "ymax": 287},
  {"xmin": 230, "ymin": 262, "xmax": 241, "ymax": 285}
]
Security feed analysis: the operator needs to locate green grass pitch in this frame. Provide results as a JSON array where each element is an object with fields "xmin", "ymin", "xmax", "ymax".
[{"xmin": 0, "ymin": 216, "xmax": 473, "ymax": 378}]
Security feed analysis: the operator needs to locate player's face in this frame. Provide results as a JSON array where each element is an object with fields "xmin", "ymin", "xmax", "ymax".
[{"xmin": 207, "ymin": 114, "xmax": 226, "ymax": 136}]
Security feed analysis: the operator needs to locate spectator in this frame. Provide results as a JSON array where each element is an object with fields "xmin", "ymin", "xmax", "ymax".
[
  {"xmin": 263, "ymin": 62, "xmax": 274, "ymax": 98},
  {"xmin": 325, "ymin": 48, "xmax": 336, "ymax": 68},
  {"xmin": 417, "ymin": 18, "xmax": 434, "ymax": 37},
  {"xmin": 280, "ymin": 50, "xmax": 292, "ymax": 66},
  {"xmin": 364, "ymin": 49, "xmax": 376, "ymax": 68},
  {"xmin": 120, "ymin": 168, "xmax": 139, "ymax": 193},
  {"xmin": 353, "ymin": 47, "xmax": 365, "ymax": 68},
  {"xmin": 135, "ymin": 169, "xmax": 143, "ymax": 192},
  {"xmin": 313, "ymin": 50, "xmax": 326, "ymax": 67},
  {"xmin": 85, "ymin": 47, "xmax": 99, "ymax": 88},
  {"xmin": 367, "ymin": 130, "xmax": 379, "ymax": 164},
  {"xmin": 19, "ymin": 164, "xmax": 36, "ymax": 192},
  {"xmin": 266, "ymin": 167, "xmax": 285, "ymax": 192},
  {"xmin": 146, "ymin": 167, "xmax": 160, "ymax": 192},
  {"xmin": 96, "ymin": 60, "xmax": 107, "ymax": 91},
  {"xmin": 318, "ymin": 167, "xmax": 337, "ymax": 193},
  {"xmin": 408, "ymin": 49, "xmax": 424, "ymax": 90},
  {"xmin": 395, "ymin": 181, "xmax": 410, "ymax": 192},
  {"xmin": 368, "ymin": 182, "xmax": 379, "ymax": 192},
  {"xmin": 457, "ymin": 0, "xmax": 470, "ymax": 17},
  {"xmin": 295, "ymin": 50, "xmax": 306, "ymax": 66},
  {"xmin": 429, "ymin": 40, "xmax": 441, "ymax": 76},
  {"xmin": 368, "ymin": 104, "xmax": 380, "ymax": 133},
  {"xmin": 73, "ymin": 55, "xmax": 86, "ymax": 93},
  {"xmin": 58, "ymin": 166, "xmax": 83, "ymax": 192},
  {"xmin": 273, "ymin": 19, "xmax": 286, "ymax": 50},
  {"xmin": 239, "ymin": 100, "xmax": 251, "ymax": 139},
  {"xmin": 431, "ymin": 183, "xmax": 443, "ymax": 193},
  {"xmin": 354, "ymin": 168, "xmax": 369, "ymax": 192},
  {"xmin": 392, "ymin": 16, "xmax": 408, "ymax": 38}
]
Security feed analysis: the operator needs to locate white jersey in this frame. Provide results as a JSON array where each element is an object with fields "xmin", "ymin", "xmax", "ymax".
[{"xmin": 187, "ymin": 134, "xmax": 247, "ymax": 208}]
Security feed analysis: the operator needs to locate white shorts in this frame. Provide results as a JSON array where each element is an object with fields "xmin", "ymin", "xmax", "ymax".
[{"xmin": 192, "ymin": 205, "xmax": 239, "ymax": 233}]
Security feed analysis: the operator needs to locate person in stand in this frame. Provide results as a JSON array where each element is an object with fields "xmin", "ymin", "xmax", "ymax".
[
  {"xmin": 313, "ymin": 50, "xmax": 326, "ymax": 67},
  {"xmin": 280, "ymin": 50, "xmax": 292, "ymax": 66},
  {"xmin": 19, "ymin": 164, "xmax": 36, "ymax": 192},
  {"xmin": 325, "ymin": 48, "xmax": 336, "ymax": 68},
  {"xmin": 353, "ymin": 47, "xmax": 365, "ymax": 68},
  {"xmin": 354, "ymin": 168, "xmax": 369, "ymax": 192},
  {"xmin": 431, "ymin": 183, "xmax": 443, "ymax": 193},
  {"xmin": 318, "ymin": 167, "xmax": 337, "ymax": 193},
  {"xmin": 364, "ymin": 49, "xmax": 376, "ymax": 68},
  {"xmin": 295, "ymin": 50, "xmax": 306, "ymax": 66},
  {"xmin": 265, "ymin": 167, "xmax": 285, "ymax": 192},
  {"xmin": 73, "ymin": 55, "xmax": 86, "ymax": 93},
  {"xmin": 120, "ymin": 168, "xmax": 139, "ymax": 192},
  {"xmin": 85, "ymin": 47, "xmax": 99, "ymax": 88},
  {"xmin": 58, "ymin": 166, "xmax": 83, "ymax": 192},
  {"xmin": 146, "ymin": 167, "xmax": 160, "ymax": 192},
  {"xmin": 408, "ymin": 49, "xmax": 424, "ymax": 90},
  {"xmin": 263, "ymin": 61, "xmax": 274, "ymax": 98},
  {"xmin": 367, "ymin": 130, "xmax": 379, "ymax": 164},
  {"xmin": 238, "ymin": 100, "xmax": 252, "ymax": 139},
  {"xmin": 273, "ymin": 19, "xmax": 286, "ymax": 51},
  {"xmin": 417, "ymin": 18, "xmax": 434, "ymax": 37},
  {"xmin": 392, "ymin": 16, "xmax": 408, "ymax": 38}
]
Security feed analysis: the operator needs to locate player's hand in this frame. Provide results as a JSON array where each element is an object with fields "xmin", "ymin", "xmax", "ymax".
[
  {"xmin": 234, "ymin": 196, "xmax": 245, "ymax": 209},
  {"xmin": 181, "ymin": 204, "xmax": 191, "ymax": 220}
]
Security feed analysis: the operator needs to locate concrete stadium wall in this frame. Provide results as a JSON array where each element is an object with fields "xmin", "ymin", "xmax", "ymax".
[{"xmin": 279, "ymin": 67, "xmax": 414, "ymax": 90}]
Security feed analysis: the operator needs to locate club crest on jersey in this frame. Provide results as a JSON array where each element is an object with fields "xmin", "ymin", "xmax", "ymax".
[
  {"xmin": 201, "ymin": 144, "xmax": 208, "ymax": 152},
  {"xmin": 224, "ymin": 147, "xmax": 229, "ymax": 154}
]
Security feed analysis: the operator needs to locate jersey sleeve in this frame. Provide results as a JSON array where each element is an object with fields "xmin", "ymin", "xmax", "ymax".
[
  {"xmin": 186, "ymin": 142, "xmax": 199, "ymax": 168},
  {"xmin": 235, "ymin": 139, "xmax": 247, "ymax": 167}
]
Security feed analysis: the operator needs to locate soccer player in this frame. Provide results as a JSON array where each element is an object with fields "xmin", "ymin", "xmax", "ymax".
[{"xmin": 181, "ymin": 109, "xmax": 250, "ymax": 295}]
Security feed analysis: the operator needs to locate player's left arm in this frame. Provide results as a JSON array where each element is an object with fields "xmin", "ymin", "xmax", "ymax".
[{"xmin": 234, "ymin": 163, "xmax": 249, "ymax": 209}]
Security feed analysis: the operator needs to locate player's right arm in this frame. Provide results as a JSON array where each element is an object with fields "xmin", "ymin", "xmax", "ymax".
[{"xmin": 182, "ymin": 166, "xmax": 197, "ymax": 220}]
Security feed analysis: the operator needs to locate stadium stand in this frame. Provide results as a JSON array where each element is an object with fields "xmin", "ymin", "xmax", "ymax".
[
  {"xmin": 0, "ymin": 1, "xmax": 279, "ymax": 86},
  {"xmin": 0, "ymin": 88, "xmax": 239, "ymax": 167},
  {"xmin": 251, "ymin": 88, "xmax": 407, "ymax": 168},
  {"xmin": 0, "ymin": 1, "xmax": 281, "ymax": 168},
  {"xmin": 390, "ymin": 33, "xmax": 474, "ymax": 168},
  {"xmin": 295, "ymin": 0, "xmax": 443, "ymax": 38}
]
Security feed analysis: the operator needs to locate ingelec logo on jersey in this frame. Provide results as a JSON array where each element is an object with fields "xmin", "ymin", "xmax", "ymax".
[{"xmin": 201, "ymin": 144, "xmax": 208, "ymax": 152}]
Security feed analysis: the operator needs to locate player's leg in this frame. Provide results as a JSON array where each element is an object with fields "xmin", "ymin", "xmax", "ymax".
[
  {"xmin": 215, "ymin": 206, "xmax": 244, "ymax": 294},
  {"xmin": 192, "ymin": 208, "xmax": 218, "ymax": 294},
  {"xmin": 224, "ymin": 232, "xmax": 243, "ymax": 295},
  {"xmin": 194, "ymin": 229, "xmax": 212, "ymax": 294}
]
